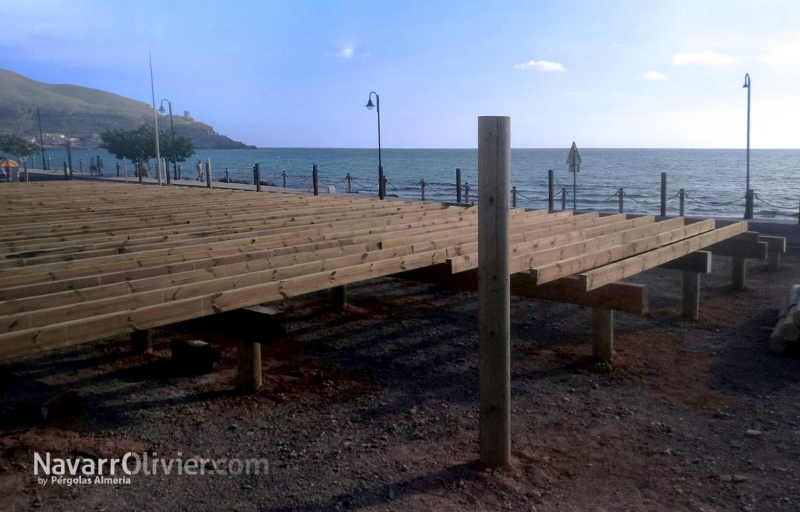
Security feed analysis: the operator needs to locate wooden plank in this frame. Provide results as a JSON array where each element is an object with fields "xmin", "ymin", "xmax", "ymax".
[
  {"xmin": 531, "ymin": 219, "xmax": 715, "ymax": 285},
  {"xmin": 578, "ymin": 222, "xmax": 748, "ymax": 291}
]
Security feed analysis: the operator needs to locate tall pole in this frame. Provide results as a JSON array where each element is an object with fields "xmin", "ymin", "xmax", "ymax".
[
  {"xmin": 36, "ymin": 107, "xmax": 46, "ymax": 169},
  {"xmin": 366, "ymin": 92, "xmax": 384, "ymax": 200},
  {"xmin": 743, "ymin": 73, "xmax": 752, "ymax": 220},
  {"xmin": 150, "ymin": 51, "xmax": 162, "ymax": 186},
  {"xmin": 161, "ymin": 99, "xmax": 177, "ymax": 180},
  {"xmin": 477, "ymin": 116, "xmax": 511, "ymax": 467}
]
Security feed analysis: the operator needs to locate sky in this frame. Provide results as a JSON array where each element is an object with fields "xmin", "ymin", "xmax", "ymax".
[{"xmin": 1, "ymin": 0, "xmax": 799, "ymax": 149}]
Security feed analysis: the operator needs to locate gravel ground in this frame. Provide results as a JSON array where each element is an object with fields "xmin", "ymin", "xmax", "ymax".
[{"xmin": 1, "ymin": 252, "xmax": 800, "ymax": 511}]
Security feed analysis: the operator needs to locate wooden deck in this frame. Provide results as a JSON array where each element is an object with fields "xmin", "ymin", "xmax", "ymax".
[{"xmin": 0, "ymin": 181, "xmax": 756, "ymax": 362}]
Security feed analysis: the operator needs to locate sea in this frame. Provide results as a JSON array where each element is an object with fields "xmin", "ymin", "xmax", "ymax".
[{"xmin": 23, "ymin": 148, "xmax": 800, "ymax": 219}]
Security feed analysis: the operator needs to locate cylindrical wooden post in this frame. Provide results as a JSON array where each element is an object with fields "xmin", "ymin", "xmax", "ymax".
[
  {"xmin": 420, "ymin": 178, "xmax": 426, "ymax": 201},
  {"xmin": 456, "ymin": 168, "xmax": 462, "ymax": 203},
  {"xmin": 312, "ymin": 164, "xmax": 319, "ymax": 196},
  {"xmin": 464, "ymin": 182, "xmax": 470, "ymax": 204},
  {"xmin": 63, "ymin": 159, "xmax": 68, "ymax": 180},
  {"xmin": 47, "ymin": 157, "xmax": 51, "ymax": 170},
  {"xmin": 381, "ymin": 175, "xmax": 387, "ymax": 197},
  {"xmin": 205, "ymin": 159, "xmax": 212, "ymax": 189},
  {"xmin": 618, "ymin": 188, "xmax": 624, "ymax": 213},
  {"xmin": 660, "ymin": 172, "xmax": 667, "ymax": 217},
  {"xmin": 138, "ymin": 161, "xmax": 143, "ymax": 184},
  {"xmin": 23, "ymin": 159, "xmax": 28, "ymax": 182},
  {"xmin": 131, "ymin": 329, "xmax": 153, "ymax": 354},
  {"xmin": 331, "ymin": 285, "xmax": 348, "ymax": 308},
  {"xmin": 745, "ymin": 189, "xmax": 754, "ymax": 219},
  {"xmin": 732, "ymin": 257, "xmax": 746, "ymax": 291},
  {"xmin": 592, "ymin": 308, "xmax": 614, "ymax": 363},
  {"xmin": 561, "ymin": 187, "xmax": 566, "ymax": 211},
  {"xmin": 679, "ymin": 188, "xmax": 685, "ymax": 216},
  {"xmin": 477, "ymin": 116, "xmax": 511, "ymax": 467},
  {"xmin": 282, "ymin": 171, "xmax": 287, "ymax": 188},
  {"xmin": 682, "ymin": 271, "xmax": 700, "ymax": 320},
  {"xmin": 547, "ymin": 169, "xmax": 554, "ymax": 212},
  {"xmin": 237, "ymin": 340, "xmax": 262, "ymax": 393},
  {"xmin": 346, "ymin": 173, "xmax": 352, "ymax": 193},
  {"xmin": 255, "ymin": 163, "xmax": 261, "ymax": 192},
  {"xmin": 512, "ymin": 186, "xmax": 517, "ymax": 208},
  {"xmin": 165, "ymin": 158, "xmax": 171, "ymax": 186},
  {"xmin": 79, "ymin": 159, "xmax": 84, "ymax": 174}
]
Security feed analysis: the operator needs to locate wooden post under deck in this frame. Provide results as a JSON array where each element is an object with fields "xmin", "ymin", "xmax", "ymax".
[
  {"xmin": 591, "ymin": 308, "xmax": 613, "ymax": 363},
  {"xmin": 682, "ymin": 271, "xmax": 700, "ymax": 320},
  {"xmin": 331, "ymin": 285, "xmax": 348, "ymax": 308},
  {"xmin": 131, "ymin": 329, "xmax": 153, "ymax": 354},
  {"xmin": 732, "ymin": 257, "xmax": 747, "ymax": 291},
  {"xmin": 237, "ymin": 340, "xmax": 262, "ymax": 393}
]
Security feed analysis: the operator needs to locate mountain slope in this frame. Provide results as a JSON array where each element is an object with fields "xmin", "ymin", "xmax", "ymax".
[{"xmin": 0, "ymin": 68, "xmax": 254, "ymax": 149}]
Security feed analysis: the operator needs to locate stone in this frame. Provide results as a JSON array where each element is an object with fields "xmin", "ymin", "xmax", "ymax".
[{"xmin": 744, "ymin": 429, "xmax": 762, "ymax": 438}]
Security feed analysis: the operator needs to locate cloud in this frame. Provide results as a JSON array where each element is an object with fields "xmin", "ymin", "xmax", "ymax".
[
  {"xmin": 642, "ymin": 70, "xmax": 667, "ymax": 81},
  {"xmin": 335, "ymin": 45, "xmax": 354, "ymax": 58},
  {"xmin": 514, "ymin": 60, "xmax": 565, "ymax": 72},
  {"xmin": 672, "ymin": 50, "xmax": 737, "ymax": 66}
]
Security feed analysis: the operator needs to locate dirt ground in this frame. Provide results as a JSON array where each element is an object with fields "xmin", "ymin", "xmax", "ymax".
[{"xmin": 1, "ymin": 251, "xmax": 800, "ymax": 512}]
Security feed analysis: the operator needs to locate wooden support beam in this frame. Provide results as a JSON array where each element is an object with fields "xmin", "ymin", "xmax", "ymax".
[
  {"xmin": 237, "ymin": 340, "xmax": 262, "ymax": 393},
  {"xmin": 477, "ymin": 115, "xmax": 511, "ymax": 468},
  {"xmin": 732, "ymin": 257, "xmax": 747, "ymax": 291},
  {"xmin": 592, "ymin": 308, "xmax": 613, "ymax": 363},
  {"xmin": 578, "ymin": 222, "xmax": 748, "ymax": 291},
  {"xmin": 130, "ymin": 329, "xmax": 152, "ymax": 354},
  {"xmin": 706, "ymin": 231, "xmax": 767, "ymax": 260},
  {"xmin": 760, "ymin": 235, "xmax": 786, "ymax": 271},
  {"xmin": 330, "ymin": 285, "xmax": 348, "ymax": 308},
  {"xmin": 682, "ymin": 271, "xmax": 700, "ymax": 320},
  {"xmin": 659, "ymin": 251, "xmax": 712, "ymax": 273},
  {"xmin": 394, "ymin": 265, "xmax": 648, "ymax": 315}
]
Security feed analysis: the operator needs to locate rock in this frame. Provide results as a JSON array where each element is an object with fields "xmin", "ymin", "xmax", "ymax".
[
  {"xmin": 720, "ymin": 474, "xmax": 733, "ymax": 482},
  {"xmin": 733, "ymin": 474, "xmax": 748, "ymax": 483},
  {"xmin": 745, "ymin": 430, "xmax": 762, "ymax": 438}
]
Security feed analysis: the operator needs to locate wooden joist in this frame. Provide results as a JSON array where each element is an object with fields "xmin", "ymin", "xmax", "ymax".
[{"xmin": 0, "ymin": 182, "xmax": 755, "ymax": 362}]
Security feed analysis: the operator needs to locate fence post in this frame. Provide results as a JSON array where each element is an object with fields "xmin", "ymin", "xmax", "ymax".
[
  {"xmin": 312, "ymin": 164, "xmax": 318, "ymax": 196},
  {"xmin": 165, "ymin": 158, "xmax": 171, "ymax": 186},
  {"xmin": 420, "ymin": 178, "xmax": 426, "ymax": 201},
  {"xmin": 679, "ymin": 189, "xmax": 685, "ymax": 216},
  {"xmin": 477, "ymin": 115, "xmax": 511, "ymax": 468},
  {"xmin": 205, "ymin": 159, "xmax": 212, "ymax": 188},
  {"xmin": 618, "ymin": 188, "xmax": 624, "ymax": 213},
  {"xmin": 381, "ymin": 175, "xmax": 387, "ymax": 197},
  {"xmin": 547, "ymin": 169, "xmax": 554, "ymax": 212},
  {"xmin": 660, "ymin": 172, "xmax": 667, "ymax": 217},
  {"xmin": 47, "ymin": 157, "xmax": 51, "ymax": 170},
  {"xmin": 79, "ymin": 159, "xmax": 84, "ymax": 174},
  {"xmin": 561, "ymin": 187, "xmax": 566, "ymax": 211},
  {"xmin": 23, "ymin": 159, "xmax": 28, "ymax": 182},
  {"xmin": 464, "ymin": 182, "xmax": 470, "ymax": 204},
  {"xmin": 255, "ymin": 163, "xmax": 261, "ymax": 192},
  {"xmin": 456, "ymin": 168, "xmax": 462, "ymax": 203},
  {"xmin": 63, "ymin": 159, "xmax": 68, "ymax": 180},
  {"xmin": 346, "ymin": 173, "xmax": 352, "ymax": 193},
  {"xmin": 282, "ymin": 171, "xmax": 287, "ymax": 188},
  {"xmin": 512, "ymin": 186, "xmax": 517, "ymax": 208},
  {"xmin": 745, "ymin": 189, "xmax": 754, "ymax": 219},
  {"xmin": 138, "ymin": 161, "xmax": 143, "ymax": 184}
]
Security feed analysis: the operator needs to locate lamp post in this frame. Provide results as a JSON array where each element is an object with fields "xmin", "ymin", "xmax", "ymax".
[
  {"xmin": 743, "ymin": 73, "xmax": 753, "ymax": 219},
  {"xmin": 365, "ymin": 91, "xmax": 384, "ymax": 200},
  {"xmin": 36, "ymin": 107, "xmax": 46, "ymax": 169},
  {"xmin": 158, "ymin": 99, "xmax": 177, "ymax": 181}
]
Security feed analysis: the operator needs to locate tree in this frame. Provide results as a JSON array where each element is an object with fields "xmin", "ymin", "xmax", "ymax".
[
  {"xmin": 0, "ymin": 133, "xmax": 40, "ymax": 160},
  {"xmin": 100, "ymin": 124, "xmax": 195, "ymax": 166}
]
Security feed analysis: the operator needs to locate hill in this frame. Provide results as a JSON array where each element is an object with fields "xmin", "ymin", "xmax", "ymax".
[{"xmin": 0, "ymin": 68, "xmax": 255, "ymax": 149}]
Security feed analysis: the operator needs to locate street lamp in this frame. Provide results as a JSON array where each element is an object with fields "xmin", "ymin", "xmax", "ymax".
[
  {"xmin": 158, "ymin": 99, "xmax": 177, "ymax": 182},
  {"xmin": 365, "ymin": 91, "xmax": 384, "ymax": 200},
  {"xmin": 36, "ymin": 107, "xmax": 46, "ymax": 169},
  {"xmin": 743, "ymin": 73, "xmax": 752, "ymax": 219}
]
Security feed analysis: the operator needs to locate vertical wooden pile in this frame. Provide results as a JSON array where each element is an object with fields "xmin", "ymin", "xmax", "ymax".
[{"xmin": 769, "ymin": 284, "xmax": 800, "ymax": 354}]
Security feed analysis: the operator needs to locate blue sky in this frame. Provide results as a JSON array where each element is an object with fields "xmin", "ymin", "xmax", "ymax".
[{"xmin": 2, "ymin": 0, "xmax": 798, "ymax": 148}]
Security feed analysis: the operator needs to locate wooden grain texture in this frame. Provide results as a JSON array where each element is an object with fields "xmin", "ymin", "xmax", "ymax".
[
  {"xmin": 477, "ymin": 116, "xmax": 511, "ymax": 468},
  {"xmin": 0, "ymin": 181, "xmax": 752, "ymax": 363}
]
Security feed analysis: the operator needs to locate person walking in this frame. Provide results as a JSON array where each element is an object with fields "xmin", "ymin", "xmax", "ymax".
[
  {"xmin": 89, "ymin": 157, "xmax": 97, "ymax": 176},
  {"xmin": 196, "ymin": 160, "xmax": 203, "ymax": 182},
  {"xmin": 96, "ymin": 156, "xmax": 104, "ymax": 176}
]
